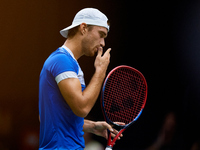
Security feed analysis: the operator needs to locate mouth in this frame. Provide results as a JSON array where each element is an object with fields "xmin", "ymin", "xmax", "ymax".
[
  {"xmin": 94, "ymin": 47, "xmax": 98, "ymax": 53},
  {"xmin": 95, "ymin": 46, "xmax": 103, "ymax": 52},
  {"xmin": 92, "ymin": 46, "xmax": 103, "ymax": 56}
]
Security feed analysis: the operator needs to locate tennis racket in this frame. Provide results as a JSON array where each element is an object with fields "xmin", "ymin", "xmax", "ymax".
[{"xmin": 101, "ymin": 65, "xmax": 148, "ymax": 150}]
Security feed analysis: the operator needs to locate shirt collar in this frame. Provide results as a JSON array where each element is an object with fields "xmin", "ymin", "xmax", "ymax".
[{"xmin": 61, "ymin": 45, "xmax": 76, "ymax": 60}]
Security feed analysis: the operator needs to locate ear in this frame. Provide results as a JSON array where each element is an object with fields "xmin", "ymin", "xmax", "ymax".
[{"xmin": 80, "ymin": 23, "xmax": 87, "ymax": 35}]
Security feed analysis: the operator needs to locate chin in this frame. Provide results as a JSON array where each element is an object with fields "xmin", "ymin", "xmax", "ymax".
[
  {"xmin": 86, "ymin": 51, "xmax": 96, "ymax": 57},
  {"xmin": 89, "ymin": 53, "xmax": 95, "ymax": 57},
  {"xmin": 85, "ymin": 53, "xmax": 94, "ymax": 57}
]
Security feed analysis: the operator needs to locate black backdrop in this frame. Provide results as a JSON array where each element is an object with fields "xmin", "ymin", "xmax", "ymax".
[{"xmin": 0, "ymin": 0, "xmax": 200, "ymax": 149}]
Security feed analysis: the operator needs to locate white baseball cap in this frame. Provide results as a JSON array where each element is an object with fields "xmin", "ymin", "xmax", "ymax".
[{"xmin": 60, "ymin": 8, "xmax": 110, "ymax": 38}]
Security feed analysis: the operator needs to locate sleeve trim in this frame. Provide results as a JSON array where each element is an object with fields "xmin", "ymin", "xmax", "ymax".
[{"xmin": 55, "ymin": 71, "xmax": 78, "ymax": 84}]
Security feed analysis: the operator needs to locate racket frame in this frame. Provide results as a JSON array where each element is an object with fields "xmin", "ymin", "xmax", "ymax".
[{"xmin": 101, "ymin": 65, "xmax": 148, "ymax": 149}]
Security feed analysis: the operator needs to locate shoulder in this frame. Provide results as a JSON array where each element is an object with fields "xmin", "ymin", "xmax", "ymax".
[
  {"xmin": 49, "ymin": 49, "xmax": 76, "ymax": 66},
  {"xmin": 44, "ymin": 48, "xmax": 79, "ymax": 77}
]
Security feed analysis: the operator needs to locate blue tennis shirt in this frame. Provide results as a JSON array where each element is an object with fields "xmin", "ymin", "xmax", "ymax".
[{"xmin": 39, "ymin": 45, "xmax": 86, "ymax": 150}]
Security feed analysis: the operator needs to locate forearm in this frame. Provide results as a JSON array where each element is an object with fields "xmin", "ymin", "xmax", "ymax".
[
  {"xmin": 81, "ymin": 48, "xmax": 110, "ymax": 113},
  {"xmin": 82, "ymin": 70, "xmax": 105, "ymax": 112}
]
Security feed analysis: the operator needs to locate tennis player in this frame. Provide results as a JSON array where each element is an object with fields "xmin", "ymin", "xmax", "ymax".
[{"xmin": 39, "ymin": 8, "xmax": 122, "ymax": 150}]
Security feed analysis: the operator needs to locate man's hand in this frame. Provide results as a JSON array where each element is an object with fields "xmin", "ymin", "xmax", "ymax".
[
  {"xmin": 83, "ymin": 120, "xmax": 124, "ymax": 140},
  {"xmin": 92, "ymin": 121, "xmax": 125, "ymax": 140},
  {"xmin": 94, "ymin": 48, "xmax": 111, "ymax": 77}
]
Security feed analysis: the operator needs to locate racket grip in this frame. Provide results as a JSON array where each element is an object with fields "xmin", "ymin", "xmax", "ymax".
[{"xmin": 105, "ymin": 147, "xmax": 112, "ymax": 150}]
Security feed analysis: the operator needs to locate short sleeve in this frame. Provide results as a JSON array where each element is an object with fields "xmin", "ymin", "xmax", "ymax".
[
  {"xmin": 48, "ymin": 53, "xmax": 79, "ymax": 83},
  {"xmin": 55, "ymin": 71, "xmax": 77, "ymax": 84}
]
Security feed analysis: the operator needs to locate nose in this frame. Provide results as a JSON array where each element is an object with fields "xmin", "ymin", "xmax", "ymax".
[{"xmin": 100, "ymin": 39, "xmax": 105, "ymax": 47}]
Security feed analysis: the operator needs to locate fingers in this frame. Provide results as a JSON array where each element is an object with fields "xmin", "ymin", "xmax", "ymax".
[
  {"xmin": 113, "ymin": 122, "xmax": 126, "ymax": 126},
  {"xmin": 97, "ymin": 48, "xmax": 111, "ymax": 57},
  {"xmin": 94, "ymin": 47, "xmax": 111, "ymax": 74},
  {"xmin": 94, "ymin": 121, "xmax": 124, "ymax": 140},
  {"xmin": 110, "ymin": 129, "xmax": 123, "ymax": 140},
  {"xmin": 103, "ymin": 122, "xmax": 114, "ymax": 132},
  {"xmin": 105, "ymin": 48, "xmax": 111, "ymax": 54},
  {"xmin": 103, "ymin": 48, "xmax": 111, "ymax": 58},
  {"xmin": 97, "ymin": 47, "xmax": 103, "ymax": 57},
  {"xmin": 108, "ymin": 122, "xmax": 124, "ymax": 140},
  {"xmin": 110, "ymin": 122, "xmax": 125, "ymax": 140},
  {"xmin": 101, "ymin": 48, "xmax": 111, "ymax": 63}
]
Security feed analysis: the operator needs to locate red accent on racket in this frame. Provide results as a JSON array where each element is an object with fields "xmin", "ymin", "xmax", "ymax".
[{"xmin": 101, "ymin": 65, "xmax": 148, "ymax": 150}]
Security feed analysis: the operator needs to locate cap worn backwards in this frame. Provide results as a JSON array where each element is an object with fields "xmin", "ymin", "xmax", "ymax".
[{"xmin": 60, "ymin": 8, "xmax": 109, "ymax": 38}]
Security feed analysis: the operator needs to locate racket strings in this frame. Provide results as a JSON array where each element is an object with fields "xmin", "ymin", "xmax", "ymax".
[{"xmin": 103, "ymin": 68, "xmax": 147, "ymax": 124}]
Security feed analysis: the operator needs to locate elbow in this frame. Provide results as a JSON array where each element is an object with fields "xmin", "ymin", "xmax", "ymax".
[
  {"xmin": 72, "ymin": 107, "xmax": 90, "ymax": 118},
  {"xmin": 67, "ymin": 97, "xmax": 93, "ymax": 118}
]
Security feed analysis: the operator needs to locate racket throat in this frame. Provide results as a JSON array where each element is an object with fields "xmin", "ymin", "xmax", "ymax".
[{"xmin": 106, "ymin": 129, "xmax": 125, "ymax": 148}]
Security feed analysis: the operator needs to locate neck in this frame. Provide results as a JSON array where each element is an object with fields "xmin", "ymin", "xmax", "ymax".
[{"xmin": 63, "ymin": 37, "xmax": 83, "ymax": 60}]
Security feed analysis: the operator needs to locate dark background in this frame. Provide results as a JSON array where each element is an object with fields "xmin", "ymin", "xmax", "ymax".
[{"xmin": 0, "ymin": 0, "xmax": 200, "ymax": 149}]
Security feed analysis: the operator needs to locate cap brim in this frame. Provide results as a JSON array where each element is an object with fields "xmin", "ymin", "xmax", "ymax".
[
  {"xmin": 60, "ymin": 20, "xmax": 109, "ymax": 38},
  {"xmin": 60, "ymin": 23, "xmax": 80, "ymax": 38}
]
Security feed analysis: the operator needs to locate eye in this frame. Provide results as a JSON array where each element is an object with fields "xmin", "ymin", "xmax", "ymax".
[
  {"xmin": 100, "ymin": 32, "xmax": 104, "ymax": 38},
  {"xmin": 99, "ymin": 31, "xmax": 107, "ymax": 38}
]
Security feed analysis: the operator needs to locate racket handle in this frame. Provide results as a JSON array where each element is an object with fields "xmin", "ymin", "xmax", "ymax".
[{"xmin": 105, "ymin": 147, "xmax": 112, "ymax": 150}]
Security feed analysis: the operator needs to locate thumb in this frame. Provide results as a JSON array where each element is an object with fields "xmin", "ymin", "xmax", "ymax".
[{"xmin": 105, "ymin": 123, "xmax": 114, "ymax": 132}]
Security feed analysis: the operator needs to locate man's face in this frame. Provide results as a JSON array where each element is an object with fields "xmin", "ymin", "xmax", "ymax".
[{"xmin": 82, "ymin": 26, "xmax": 108, "ymax": 57}]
